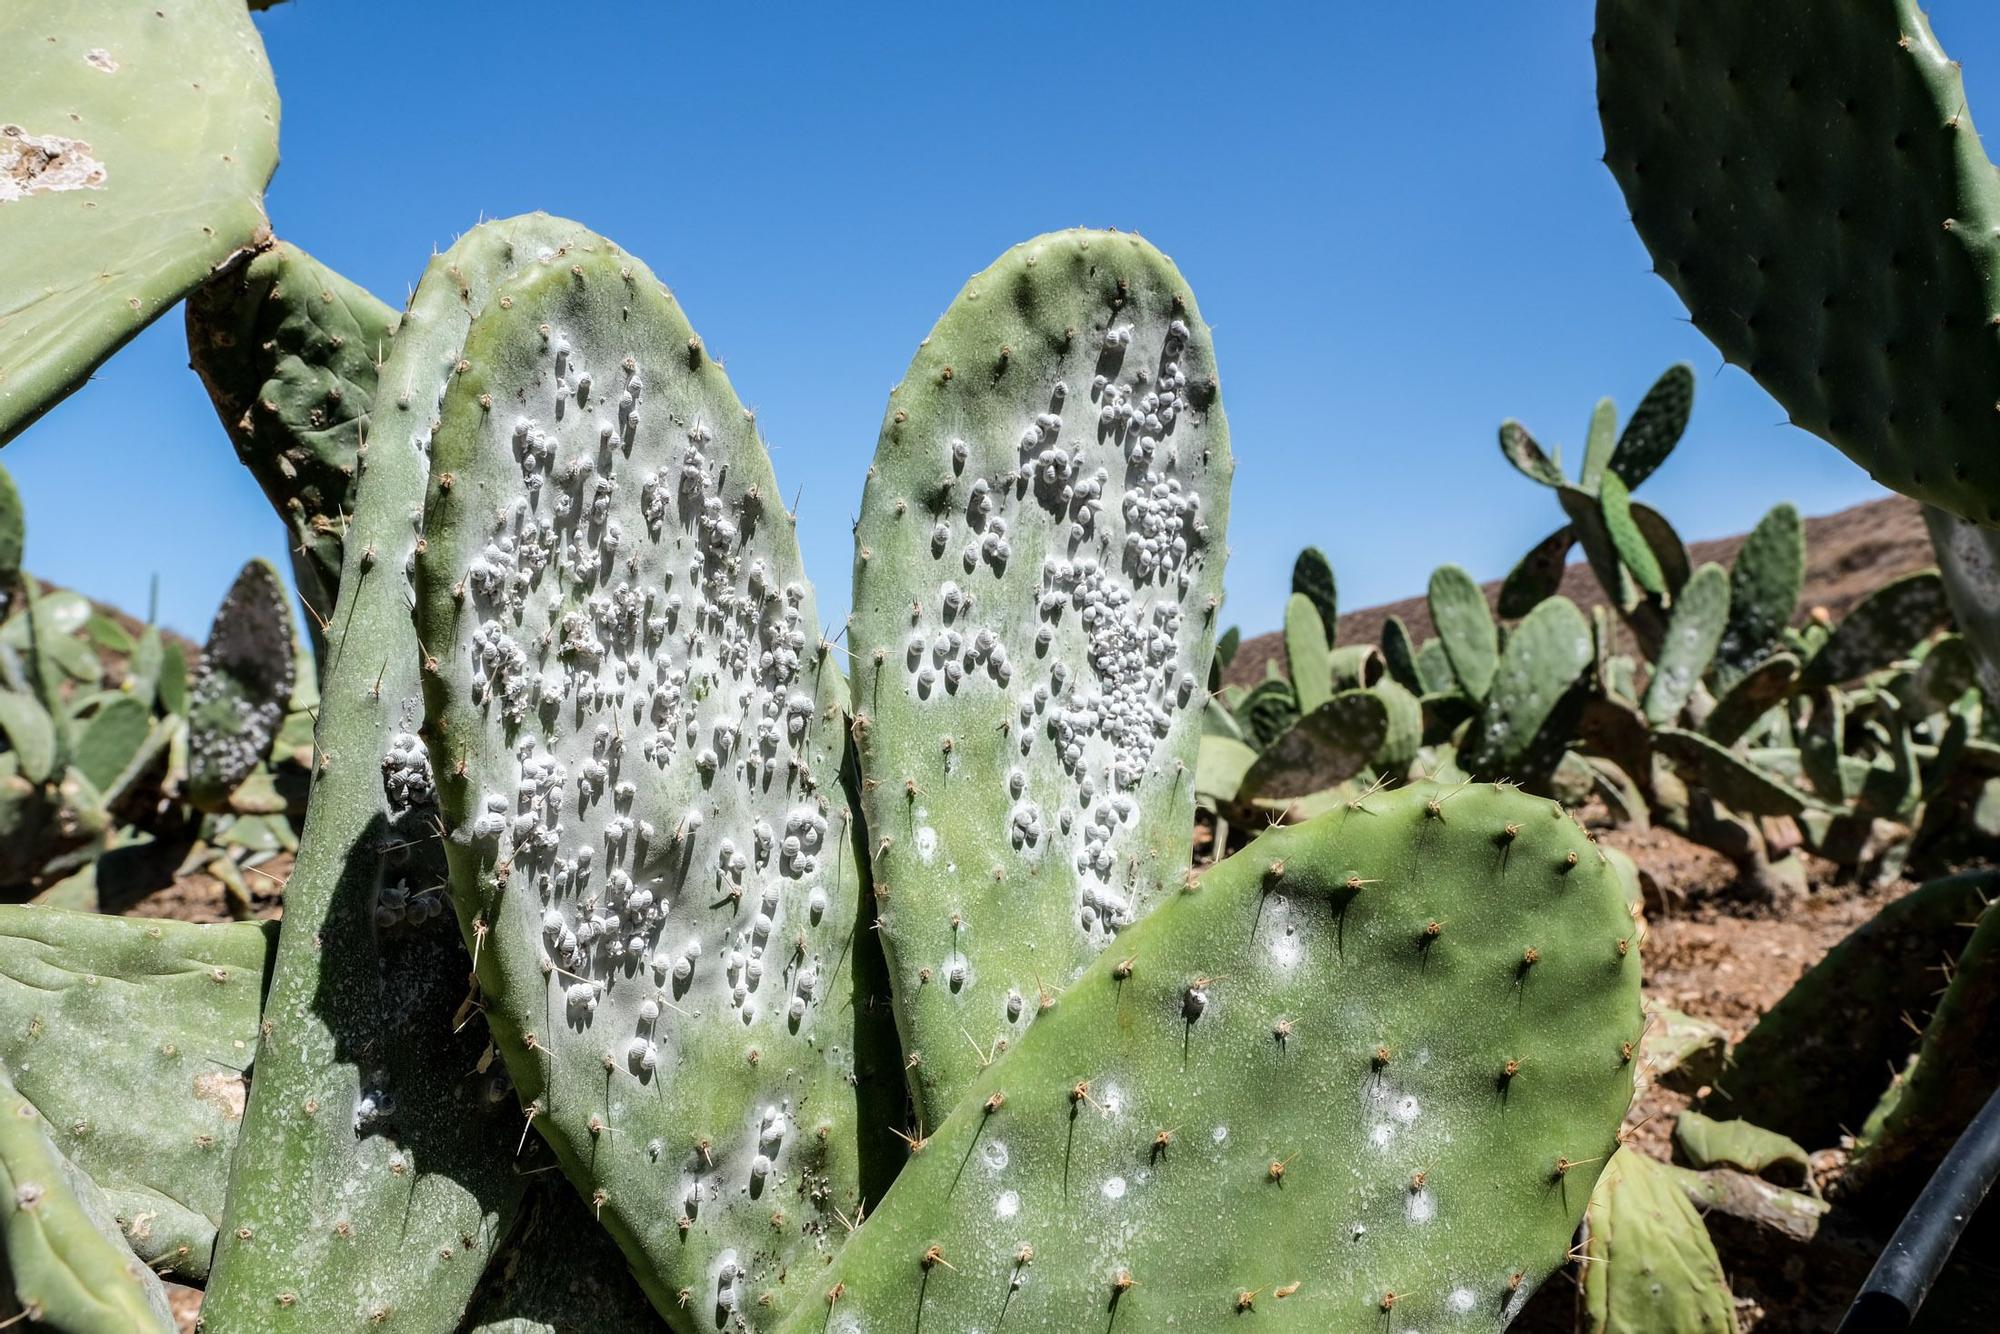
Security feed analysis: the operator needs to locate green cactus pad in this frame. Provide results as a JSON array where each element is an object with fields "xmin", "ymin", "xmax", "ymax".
[
  {"xmin": 0, "ymin": 1066, "xmax": 173, "ymax": 1333},
  {"xmin": 1237, "ymin": 678, "xmax": 1301, "ymax": 750},
  {"xmin": 202, "ymin": 221, "xmax": 597, "ymax": 1333},
  {"xmin": 1799, "ymin": 570, "xmax": 1950, "ymax": 693},
  {"xmin": 1671, "ymin": 1111, "xmax": 1810, "ymax": 1189},
  {"xmin": 849, "ymin": 230, "xmax": 1232, "ymax": 1126},
  {"xmin": 1715, "ymin": 504, "xmax": 1806, "ymax": 692},
  {"xmin": 0, "ymin": 462, "xmax": 22, "ymax": 592},
  {"xmin": 1600, "ymin": 474, "xmax": 1666, "ymax": 598},
  {"xmin": 0, "ymin": 906, "xmax": 273, "ymax": 1281},
  {"xmin": 1582, "ymin": 1147, "xmax": 1738, "ymax": 1334},
  {"xmin": 1643, "ymin": 562, "xmax": 1729, "ymax": 726},
  {"xmin": 1195, "ymin": 735, "xmax": 1258, "ymax": 808},
  {"xmin": 1848, "ymin": 899, "xmax": 2000, "ymax": 1202},
  {"xmin": 1500, "ymin": 419, "xmax": 1566, "ymax": 489},
  {"xmin": 1579, "ymin": 398, "xmax": 1619, "ymax": 494},
  {"xmin": 1238, "ymin": 689, "xmax": 1390, "ymax": 805},
  {"xmin": 187, "ymin": 242, "xmax": 401, "ymax": 634},
  {"xmin": 1380, "ymin": 615, "xmax": 1423, "ymax": 693},
  {"xmin": 1461, "ymin": 596, "xmax": 1594, "ymax": 781},
  {"xmin": 0, "ymin": 0, "xmax": 278, "ymax": 445},
  {"xmin": 0, "ymin": 690, "xmax": 58, "ymax": 785},
  {"xmin": 1328, "ymin": 644, "xmax": 1383, "ymax": 692},
  {"xmin": 1499, "ymin": 525, "xmax": 1576, "ymax": 620},
  {"xmin": 1654, "ymin": 728, "xmax": 1811, "ymax": 819},
  {"xmin": 1429, "ymin": 563, "xmax": 1498, "ymax": 700},
  {"xmin": 1926, "ymin": 506, "xmax": 2000, "ymax": 695},
  {"xmin": 1597, "ymin": 0, "xmax": 2000, "ymax": 526},
  {"xmin": 1703, "ymin": 652, "xmax": 1801, "ymax": 748},
  {"xmin": 1371, "ymin": 679, "xmax": 1423, "ymax": 776},
  {"xmin": 1290, "ymin": 547, "xmax": 1337, "ymax": 647},
  {"xmin": 1283, "ymin": 592, "xmax": 1332, "ymax": 713},
  {"xmin": 185, "ymin": 559, "xmax": 296, "ymax": 811},
  {"xmin": 415, "ymin": 231, "xmax": 899, "ymax": 1326},
  {"xmin": 1607, "ymin": 364, "xmax": 1695, "ymax": 491},
  {"xmin": 786, "ymin": 778, "xmax": 1642, "ymax": 1333}
]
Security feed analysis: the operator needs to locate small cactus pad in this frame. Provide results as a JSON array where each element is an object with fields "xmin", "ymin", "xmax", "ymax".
[
  {"xmin": 1582, "ymin": 1148, "xmax": 1738, "ymax": 1334},
  {"xmin": 1428, "ymin": 564, "xmax": 1497, "ymax": 701},
  {"xmin": 0, "ymin": 0, "xmax": 278, "ymax": 444},
  {"xmin": 786, "ymin": 779, "xmax": 1642, "ymax": 1332},
  {"xmin": 1715, "ymin": 503, "xmax": 1805, "ymax": 691},
  {"xmin": 1671, "ymin": 1112, "xmax": 1810, "ymax": 1189},
  {"xmin": 187, "ymin": 242, "xmax": 401, "ymax": 631},
  {"xmin": 0, "ymin": 1065, "xmax": 173, "ymax": 1332},
  {"xmin": 1597, "ymin": 0, "xmax": 2000, "ymax": 526},
  {"xmin": 1703, "ymin": 652, "xmax": 1801, "ymax": 748},
  {"xmin": 1238, "ymin": 690, "xmax": 1389, "ymax": 806},
  {"xmin": 201, "ymin": 222, "xmax": 594, "ymax": 1332},
  {"xmin": 1461, "ymin": 595, "xmax": 1594, "ymax": 782},
  {"xmin": 1291, "ymin": 547, "xmax": 1338, "ymax": 646},
  {"xmin": 1607, "ymin": 363, "xmax": 1695, "ymax": 491},
  {"xmin": 1798, "ymin": 570, "xmax": 1950, "ymax": 691},
  {"xmin": 1600, "ymin": 475, "xmax": 1665, "ymax": 598},
  {"xmin": 1498, "ymin": 525, "xmax": 1577, "ymax": 620},
  {"xmin": 185, "ymin": 558, "xmax": 296, "ymax": 810},
  {"xmin": 849, "ymin": 230, "xmax": 1232, "ymax": 1124},
  {"xmin": 1284, "ymin": 593, "xmax": 1333, "ymax": 713},
  {"xmin": 0, "ymin": 906, "xmax": 272, "ymax": 1282},
  {"xmin": 415, "ymin": 231, "xmax": 897, "ymax": 1326},
  {"xmin": 1642, "ymin": 562, "xmax": 1729, "ymax": 726}
]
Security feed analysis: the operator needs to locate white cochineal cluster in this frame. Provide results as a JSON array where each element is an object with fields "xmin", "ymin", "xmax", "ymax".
[
  {"xmin": 900, "ymin": 317, "xmax": 1212, "ymax": 944},
  {"xmin": 425, "ymin": 257, "xmax": 866, "ymax": 1322}
]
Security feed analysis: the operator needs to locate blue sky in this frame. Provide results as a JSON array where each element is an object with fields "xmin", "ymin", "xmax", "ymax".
[{"xmin": 16, "ymin": 2, "xmax": 2000, "ymax": 642}]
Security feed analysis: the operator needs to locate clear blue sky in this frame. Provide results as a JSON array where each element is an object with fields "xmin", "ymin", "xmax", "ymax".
[{"xmin": 16, "ymin": 2, "xmax": 2000, "ymax": 642}]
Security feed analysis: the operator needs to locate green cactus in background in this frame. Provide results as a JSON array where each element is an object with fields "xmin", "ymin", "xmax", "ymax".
[
  {"xmin": 0, "ymin": 906, "xmax": 273, "ymax": 1281},
  {"xmin": 1672, "ymin": 1111, "xmax": 1812, "ymax": 1190},
  {"xmin": 1291, "ymin": 546, "xmax": 1337, "ymax": 645},
  {"xmin": 849, "ymin": 230, "xmax": 1232, "ymax": 1127},
  {"xmin": 1283, "ymin": 592, "xmax": 1333, "ymax": 713},
  {"xmin": 187, "ymin": 242, "xmax": 402, "ymax": 651},
  {"xmin": 788, "ymin": 778, "xmax": 1642, "ymax": 1332},
  {"xmin": 1582, "ymin": 1147, "xmax": 1739, "ymax": 1334},
  {"xmin": 415, "ymin": 227, "xmax": 900, "ymax": 1326},
  {"xmin": 1460, "ymin": 595, "xmax": 1596, "ymax": 788},
  {"xmin": 1715, "ymin": 504, "xmax": 1806, "ymax": 692},
  {"xmin": 0, "ymin": 1066, "xmax": 172, "ymax": 1333},
  {"xmin": 0, "ymin": 0, "xmax": 280, "ymax": 445},
  {"xmin": 1428, "ymin": 563, "xmax": 1498, "ymax": 700},
  {"xmin": 185, "ymin": 559, "xmax": 296, "ymax": 813},
  {"xmin": 1847, "ymin": 898, "xmax": 2000, "ymax": 1204},
  {"xmin": 1642, "ymin": 562, "xmax": 1729, "ymax": 726}
]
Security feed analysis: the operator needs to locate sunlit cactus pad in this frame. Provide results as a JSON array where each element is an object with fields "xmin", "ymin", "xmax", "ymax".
[
  {"xmin": 790, "ymin": 778, "xmax": 1643, "ymax": 1332},
  {"xmin": 416, "ymin": 233, "xmax": 896, "ymax": 1326},
  {"xmin": 850, "ymin": 229, "xmax": 1232, "ymax": 1124}
]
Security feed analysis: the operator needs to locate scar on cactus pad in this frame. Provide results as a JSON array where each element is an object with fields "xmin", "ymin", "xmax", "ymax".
[
  {"xmin": 791, "ymin": 778, "xmax": 1643, "ymax": 1333},
  {"xmin": 415, "ymin": 230, "xmax": 898, "ymax": 1326},
  {"xmin": 849, "ymin": 229, "xmax": 1232, "ymax": 1126}
]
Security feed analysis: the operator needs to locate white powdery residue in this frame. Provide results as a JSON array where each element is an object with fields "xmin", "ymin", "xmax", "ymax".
[
  {"xmin": 1211, "ymin": 1125, "xmax": 1228, "ymax": 1145},
  {"xmin": 994, "ymin": 1189, "xmax": 1019, "ymax": 1219},
  {"xmin": 915, "ymin": 825, "xmax": 938, "ymax": 864},
  {"xmin": 1406, "ymin": 1188, "xmax": 1435, "ymax": 1223},
  {"xmin": 1394, "ymin": 1095, "xmax": 1421, "ymax": 1124},
  {"xmin": 1100, "ymin": 1176, "xmax": 1126, "ymax": 1201},
  {"xmin": 1447, "ymin": 1287, "xmax": 1477, "ymax": 1314},
  {"xmin": 981, "ymin": 1141, "xmax": 1008, "ymax": 1172},
  {"xmin": 1369, "ymin": 1123, "xmax": 1395, "ymax": 1149}
]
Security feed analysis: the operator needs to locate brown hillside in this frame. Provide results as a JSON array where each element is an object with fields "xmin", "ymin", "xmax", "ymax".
[{"xmin": 1225, "ymin": 494, "xmax": 1931, "ymax": 688}]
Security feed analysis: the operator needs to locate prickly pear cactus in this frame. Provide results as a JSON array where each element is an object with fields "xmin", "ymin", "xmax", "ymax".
[
  {"xmin": 185, "ymin": 558, "xmax": 296, "ymax": 811},
  {"xmin": 1291, "ymin": 546, "xmax": 1337, "ymax": 644},
  {"xmin": 0, "ymin": 1066, "xmax": 172, "ymax": 1333},
  {"xmin": 415, "ymin": 229, "xmax": 899, "ymax": 1326},
  {"xmin": 1598, "ymin": 0, "xmax": 2000, "ymax": 528},
  {"xmin": 1461, "ymin": 595, "xmax": 1594, "ymax": 784},
  {"xmin": 1582, "ymin": 1148, "xmax": 1738, "ymax": 1334},
  {"xmin": 0, "ymin": 906, "xmax": 272, "ymax": 1282},
  {"xmin": 0, "ymin": 0, "xmax": 279, "ymax": 444},
  {"xmin": 1716, "ymin": 504, "xmax": 1805, "ymax": 691},
  {"xmin": 1643, "ymin": 562, "xmax": 1728, "ymax": 725},
  {"xmin": 788, "ymin": 778, "xmax": 1643, "ymax": 1332},
  {"xmin": 1429, "ymin": 563, "xmax": 1497, "ymax": 701},
  {"xmin": 1284, "ymin": 592, "xmax": 1333, "ymax": 713},
  {"xmin": 202, "ymin": 221, "xmax": 592, "ymax": 1332},
  {"xmin": 849, "ymin": 230, "xmax": 1232, "ymax": 1125},
  {"xmin": 188, "ymin": 242, "xmax": 402, "ymax": 640},
  {"xmin": 1926, "ymin": 507, "xmax": 2000, "ymax": 694}
]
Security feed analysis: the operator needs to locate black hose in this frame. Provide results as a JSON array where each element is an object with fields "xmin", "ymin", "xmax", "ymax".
[{"xmin": 1836, "ymin": 1083, "xmax": 2000, "ymax": 1334}]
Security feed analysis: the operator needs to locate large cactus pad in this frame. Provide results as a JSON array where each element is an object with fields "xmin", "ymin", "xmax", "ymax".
[
  {"xmin": 416, "ymin": 232, "xmax": 898, "ymax": 1326},
  {"xmin": 850, "ymin": 230, "xmax": 1232, "ymax": 1124},
  {"xmin": 789, "ymin": 779, "xmax": 1642, "ymax": 1332}
]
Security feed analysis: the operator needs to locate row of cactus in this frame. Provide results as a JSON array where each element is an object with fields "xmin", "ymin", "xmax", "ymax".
[
  {"xmin": 1210, "ymin": 365, "xmax": 1997, "ymax": 904},
  {"xmin": 0, "ymin": 54, "xmax": 1653, "ymax": 1323}
]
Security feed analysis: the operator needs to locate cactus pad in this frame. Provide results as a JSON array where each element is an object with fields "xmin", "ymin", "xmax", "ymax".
[
  {"xmin": 1429, "ymin": 564, "xmax": 1497, "ymax": 700},
  {"xmin": 1597, "ymin": 0, "xmax": 2000, "ymax": 526},
  {"xmin": 188, "ymin": 242, "xmax": 401, "ymax": 633},
  {"xmin": 849, "ymin": 230, "xmax": 1232, "ymax": 1125},
  {"xmin": 788, "ymin": 778, "xmax": 1642, "ymax": 1332},
  {"xmin": 1716, "ymin": 503, "xmax": 1805, "ymax": 691},
  {"xmin": 0, "ymin": 907, "xmax": 272, "ymax": 1282},
  {"xmin": 0, "ymin": 0, "xmax": 278, "ymax": 444},
  {"xmin": 1582, "ymin": 1147, "xmax": 1738, "ymax": 1334},
  {"xmin": 185, "ymin": 559, "xmax": 296, "ymax": 810},
  {"xmin": 415, "ymin": 231, "xmax": 898, "ymax": 1325}
]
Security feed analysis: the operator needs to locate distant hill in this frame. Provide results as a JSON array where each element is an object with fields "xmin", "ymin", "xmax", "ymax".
[{"xmin": 1224, "ymin": 494, "xmax": 1932, "ymax": 688}]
